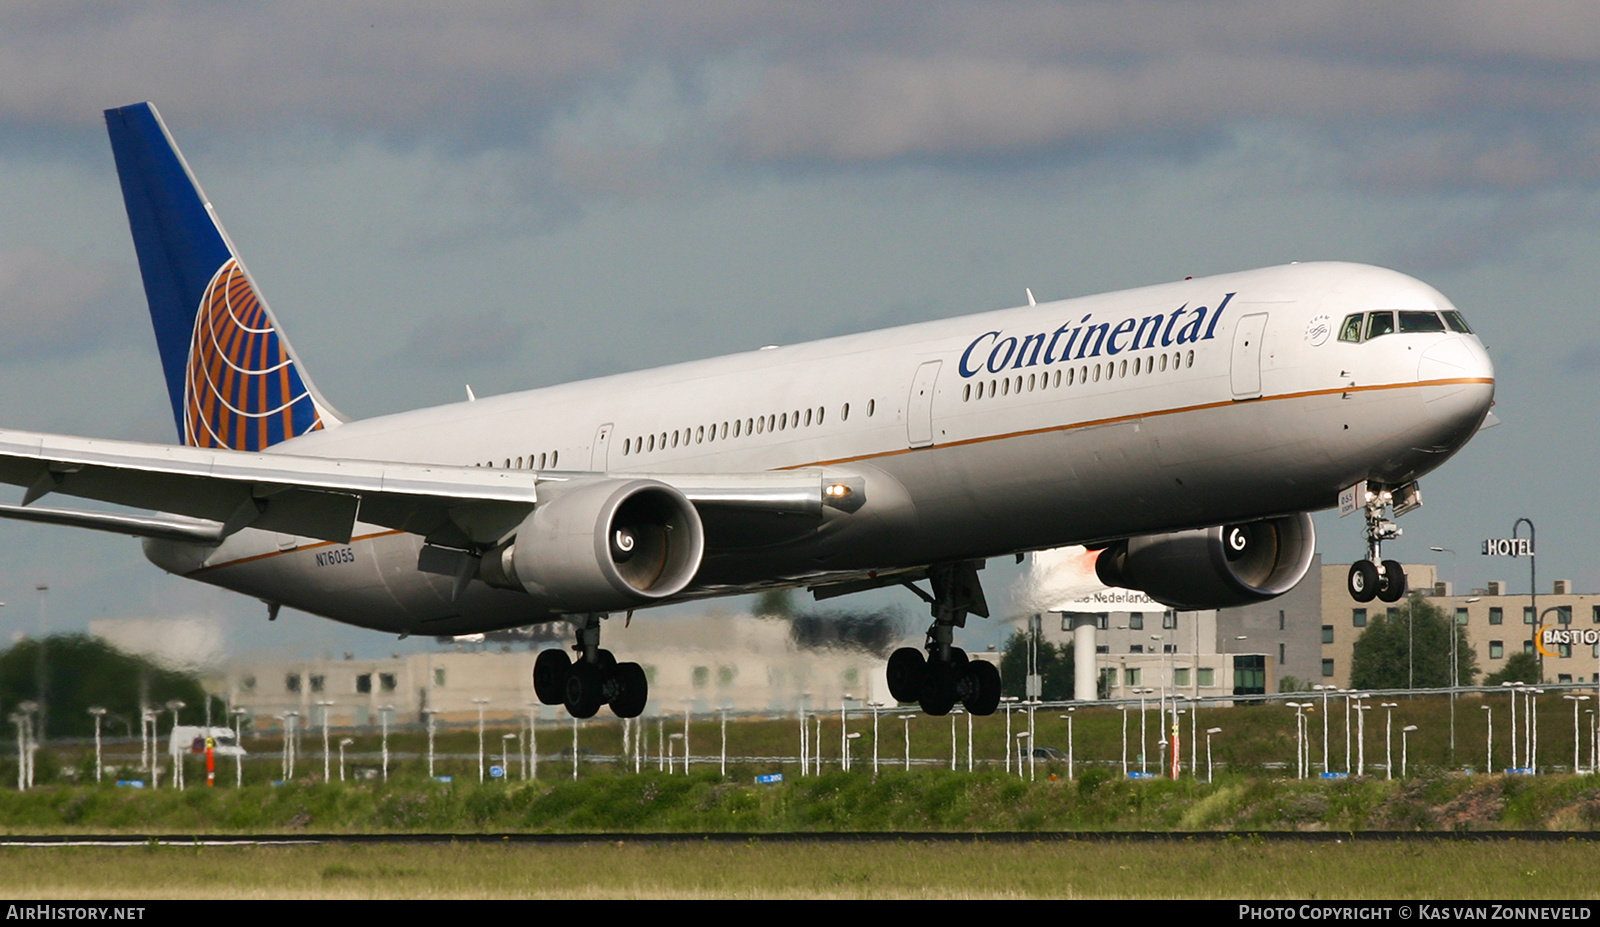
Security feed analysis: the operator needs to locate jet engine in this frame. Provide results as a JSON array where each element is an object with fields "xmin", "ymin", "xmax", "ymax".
[
  {"xmin": 479, "ymin": 479, "xmax": 705, "ymax": 613},
  {"xmin": 1094, "ymin": 513, "xmax": 1315, "ymax": 610}
]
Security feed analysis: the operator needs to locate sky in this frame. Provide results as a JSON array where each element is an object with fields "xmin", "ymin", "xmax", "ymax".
[{"xmin": 0, "ymin": 2, "xmax": 1596, "ymax": 661}]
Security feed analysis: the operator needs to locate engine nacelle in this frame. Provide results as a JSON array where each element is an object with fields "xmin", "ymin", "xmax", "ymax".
[
  {"xmin": 480, "ymin": 479, "xmax": 705, "ymax": 613},
  {"xmin": 1094, "ymin": 513, "xmax": 1316, "ymax": 610}
]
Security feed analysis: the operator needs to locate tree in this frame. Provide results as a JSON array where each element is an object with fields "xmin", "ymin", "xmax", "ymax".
[
  {"xmin": 1484, "ymin": 650, "xmax": 1542, "ymax": 686},
  {"xmin": 999, "ymin": 631, "xmax": 1075, "ymax": 700},
  {"xmin": 0, "ymin": 634, "xmax": 206, "ymax": 739},
  {"xmin": 1350, "ymin": 594, "xmax": 1479, "ymax": 690}
]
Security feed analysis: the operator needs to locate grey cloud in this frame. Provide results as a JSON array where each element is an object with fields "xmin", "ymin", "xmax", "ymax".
[
  {"xmin": 0, "ymin": 247, "xmax": 135, "ymax": 359},
  {"xmin": 399, "ymin": 307, "xmax": 529, "ymax": 369}
]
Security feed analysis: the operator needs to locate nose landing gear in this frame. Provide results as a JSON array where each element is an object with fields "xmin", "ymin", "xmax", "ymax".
[
  {"xmin": 886, "ymin": 561, "xmax": 1003, "ymax": 716},
  {"xmin": 1345, "ymin": 485, "xmax": 1411, "ymax": 604},
  {"xmin": 533, "ymin": 613, "xmax": 649, "ymax": 719}
]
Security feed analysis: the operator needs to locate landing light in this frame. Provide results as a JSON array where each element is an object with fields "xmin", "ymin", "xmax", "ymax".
[{"xmin": 825, "ymin": 484, "xmax": 853, "ymax": 500}]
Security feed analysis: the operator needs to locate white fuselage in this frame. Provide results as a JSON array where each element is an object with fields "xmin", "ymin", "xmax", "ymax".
[{"xmin": 145, "ymin": 261, "xmax": 1494, "ymax": 636}]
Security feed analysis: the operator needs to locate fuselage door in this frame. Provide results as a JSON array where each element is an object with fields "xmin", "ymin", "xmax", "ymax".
[
  {"xmin": 1230, "ymin": 312, "xmax": 1269, "ymax": 400},
  {"xmin": 907, "ymin": 360, "xmax": 941, "ymax": 448},
  {"xmin": 591, "ymin": 423, "xmax": 613, "ymax": 471}
]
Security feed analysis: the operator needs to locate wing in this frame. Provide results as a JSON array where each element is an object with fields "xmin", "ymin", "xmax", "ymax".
[{"xmin": 0, "ymin": 427, "xmax": 833, "ymax": 548}]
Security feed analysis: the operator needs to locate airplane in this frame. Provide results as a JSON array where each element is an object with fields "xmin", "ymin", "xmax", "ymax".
[{"xmin": 0, "ymin": 103, "xmax": 1495, "ymax": 720}]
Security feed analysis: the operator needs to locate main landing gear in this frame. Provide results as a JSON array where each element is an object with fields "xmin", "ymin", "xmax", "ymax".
[
  {"xmin": 1346, "ymin": 486, "xmax": 1408, "ymax": 604},
  {"xmin": 886, "ymin": 561, "xmax": 1003, "ymax": 717},
  {"xmin": 533, "ymin": 614, "xmax": 648, "ymax": 719}
]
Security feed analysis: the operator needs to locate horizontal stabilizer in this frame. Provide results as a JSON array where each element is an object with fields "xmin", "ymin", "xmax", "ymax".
[{"xmin": 0, "ymin": 502, "xmax": 224, "ymax": 543}]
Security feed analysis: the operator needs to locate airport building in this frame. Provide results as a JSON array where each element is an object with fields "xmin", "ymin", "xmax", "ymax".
[{"xmin": 215, "ymin": 611, "xmax": 906, "ymax": 729}]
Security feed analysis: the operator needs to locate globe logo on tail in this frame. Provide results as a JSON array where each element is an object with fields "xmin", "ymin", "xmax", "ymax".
[{"xmin": 183, "ymin": 259, "xmax": 324, "ymax": 450}]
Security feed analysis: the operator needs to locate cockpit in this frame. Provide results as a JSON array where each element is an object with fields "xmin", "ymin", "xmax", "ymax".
[{"xmin": 1338, "ymin": 309, "xmax": 1474, "ymax": 343}]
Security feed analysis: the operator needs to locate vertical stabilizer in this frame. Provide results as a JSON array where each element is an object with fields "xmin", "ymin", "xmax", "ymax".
[{"xmin": 105, "ymin": 102, "xmax": 342, "ymax": 451}]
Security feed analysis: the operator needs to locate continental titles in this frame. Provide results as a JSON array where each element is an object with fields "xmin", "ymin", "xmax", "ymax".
[{"xmin": 958, "ymin": 293, "xmax": 1234, "ymax": 378}]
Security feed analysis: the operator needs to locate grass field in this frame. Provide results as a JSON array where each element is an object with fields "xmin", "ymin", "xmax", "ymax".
[{"xmin": 3, "ymin": 839, "xmax": 1596, "ymax": 899}]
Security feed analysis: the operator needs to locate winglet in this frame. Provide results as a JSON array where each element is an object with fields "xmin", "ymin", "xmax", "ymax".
[{"xmin": 105, "ymin": 102, "xmax": 342, "ymax": 450}]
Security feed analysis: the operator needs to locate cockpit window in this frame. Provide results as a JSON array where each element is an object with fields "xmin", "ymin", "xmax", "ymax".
[
  {"xmin": 1365, "ymin": 311, "xmax": 1395, "ymax": 340},
  {"xmin": 1441, "ymin": 309, "xmax": 1474, "ymax": 334},
  {"xmin": 1398, "ymin": 310, "xmax": 1447, "ymax": 333},
  {"xmin": 1338, "ymin": 314, "xmax": 1363, "ymax": 343}
]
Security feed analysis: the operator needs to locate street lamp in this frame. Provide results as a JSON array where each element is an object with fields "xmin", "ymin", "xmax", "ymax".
[
  {"xmin": 166, "ymin": 699, "xmax": 187, "ymax": 789},
  {"xmin": 1206, "ymin": 727, "xmax": 1222, "ymax": 782},
  {"xmin": 338, "ymin": 738, "xmax": 353, "ymax": 781},
  {"xmin": 87, "ymin": 707, "xmax": 106, "ymax": 783},
  {"xmin": 501, "ymin": 733, "xmax": 517, "ymax": 781},
  {"xmin": 1354, "ymin": 701, "xmax": 1372, "ymax": 776},
  {"xmin": 379, "ymin": 704, "xmax": 394, "ymax": 782},
  {"xmin": 1401, "ymin": 725, "xmax": 1418, "ymax": 778},
  {"xmin": 900, "ymin": 714, "xmax": 916, "ymax": 771},
  {"xmin": 1061, "ymin": 708, "xmax": 1077, "ymax": 780},
  {"xmin": 473, "ymin": 697, "xmax": 490, "ymax": 783},
  {"xmin": 230, "ymin": 707, "xmax": 247, "ymax": 787},
  {"xmin": 317, "ymin": 700, "xmax": 334, "ymax": 782},
  {"xmin": 421, "ymin": 708, "xmax": 438, "ymax": 780},
  {"xmin": 1565, "ymin": 695, "xmax": 1590, "ymax": 773},
  {"xmin": 1286, "ymin": 703, "xmax": 1308, "ymax": 778},
  {"xmin": 1380, "ymin": 702, "xmax": 1398, "ymax": 781}
]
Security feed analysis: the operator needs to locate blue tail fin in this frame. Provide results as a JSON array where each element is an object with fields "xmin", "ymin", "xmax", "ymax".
[{"xmin": 105, "ymin": 102, "xmax": 341, "ymax": 451}]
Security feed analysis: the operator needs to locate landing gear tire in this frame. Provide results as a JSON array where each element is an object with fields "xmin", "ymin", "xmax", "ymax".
[
  {"xmin": 533, "ymin": 649, "xmax": 571, "ymax": 705},
  {"xmin": 919, "ymin": 664, "xmax": 957, "ymax": 716},
  {"xmin": 960, "ymin": 660, "xmax": 1002, "ymax": 716},
  {"xmin": 1377, "ymin": 559, "xmax": 1407, "ymax": 603},
  {"xmin": 609, "ymin": 662, "xmax": 648, "ymax": 719},
  {"xmin": 1348, "ymin": 560, "xmax": 1379, "ymax": 603},
  {"xmin": 564, "ymin": 661, "xmax": 605, "ymax": 719},
  {"xmin": 887, "ymin": 647, "xmax": 926, "ymax": 703}
]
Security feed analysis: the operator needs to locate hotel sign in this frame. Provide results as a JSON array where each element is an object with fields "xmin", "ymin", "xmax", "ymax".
[{"xmin": 1482, "ymin": 538, "xmax": 1534, "ymax": 557}]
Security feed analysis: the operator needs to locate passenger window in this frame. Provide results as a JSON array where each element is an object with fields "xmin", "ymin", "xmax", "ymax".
[
  {"xmin": 1338, "ymin": 314, "xmax": 1363, "ymax": 343},
  {"xmin": 1398, "ymin": 310, "xmax": 1446, "ymax": 333},
  {"xmin": 1366, "ymin": 311, "xmax": 1395, "ymax": 340}
]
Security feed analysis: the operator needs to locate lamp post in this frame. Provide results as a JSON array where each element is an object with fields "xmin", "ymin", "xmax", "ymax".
[
  {"xmin": 1354, "ymin": 701, "xmax": 1372, "ymax": 776},
  {"xmin": 1118, "ymin": 704, "xmax": 1129, "ymax": 777},
  {"xmin": 283, "ymin": 709, "xmax": 299, "ymax": 783},
  {"xmin": 473, "ymin": 697, "xmax": 490, "ymax": 783},
  {"xmin": 317, "ymin": 700, "xmax": 334, "ymax": 782},
  {"xmin": 1512, "ymin": 518, "xmax": 1538, "ymax": 680},
  {"xmin": 1401, "ymin": 725, "xmax": 1418, "ymax": 778},
  {"xmin": 1286, "ymin": 702, "xmax": 1307, "ymax": 778},
  {"xmin": 501, "ymin": 733, "xmax": 516, "ymax": 781},
  {"xmin": 1001, "ymin": 697, "xmax": 1018, "ymax": 773},
  {"xmin": 379, "ymin": 704, "xmax": 394, "ymax": 782},
  {"xmin": 1061, "ymin": 709, "xmax": 1076, "ymax": 780},
  {"xmin": 87, "ymin": 707, "xmax": 106, "ymax": 783},
  {"xmin": 1566, "ymin": 695, "xmax": 1589, "ymax": 773},
  {"xmin": 840, "ymin": 694, "xmax": 854, "ymax": 773},
  {"xmin": 1380, "ymin": 702, "xmax": 1398, "ymax": 781},
  {"xmin": 422, "ymin": 708, "xmax": 438, "ymax": 780},
  {"xmin": 1312, "ymin": 685, "xmax": 1334, "ymax": 774},
  {"xmin": 1016, "ymin": 731, "xmax": 1031, "ymax": 777},
  {"xmin": 231, "ymin": 707, "xmax": 247, "ymax": 787},
  {"xmin": 338, "ymin": 738, "xmax": 353, "ymax": 781},
  {"xmin": 166, "ymin": 699, "xmax": 187, "ymax": 789},
  {"xmin": 1206, "ymin": 727, "xmax": 1222, "ymax": 782},
  {"xmin": 1503, "ymin": 683, "xmax": 1521, "ymax": 770},
  {"xmin": 900, "ymin": 714, "xmax": 915, "ymax": 771}
]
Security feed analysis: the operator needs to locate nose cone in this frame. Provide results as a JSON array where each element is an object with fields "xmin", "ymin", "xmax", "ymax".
[{"xmin": 1418, "ymin": 335, "xmax": 1495, "ymax": 432}]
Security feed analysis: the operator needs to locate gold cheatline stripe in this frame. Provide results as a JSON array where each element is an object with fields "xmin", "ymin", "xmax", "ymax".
[{"xmin": 192, "ymin": 530, "xmax": 405, "ymax": 575}]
